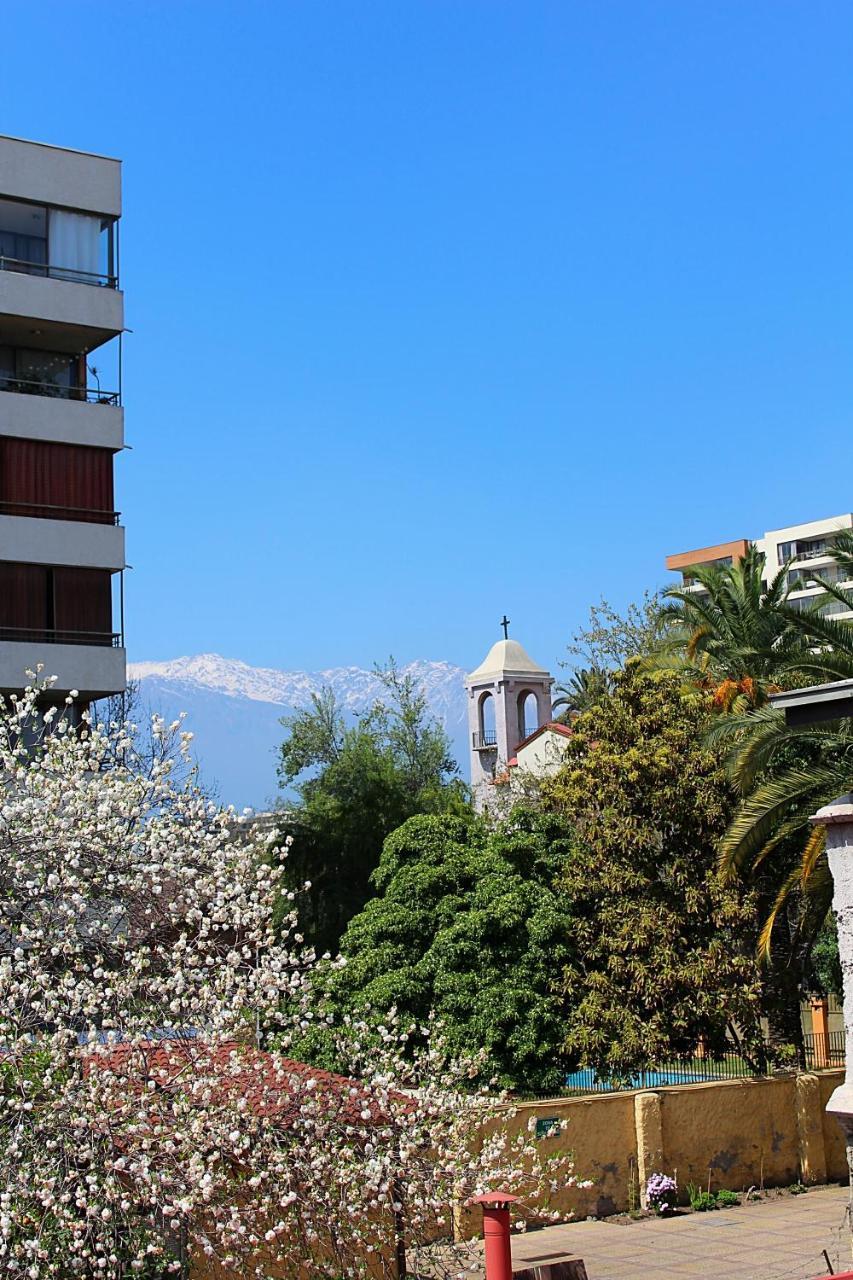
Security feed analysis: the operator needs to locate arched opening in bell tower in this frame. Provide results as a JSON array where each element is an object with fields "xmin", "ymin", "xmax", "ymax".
[
  {"xmin": 517, "ymin": 690, "xmax": 539, "ymax": 743},
  {"xmin": 478, "ymin": 690, "xmax": 496, "ymax": 748}
]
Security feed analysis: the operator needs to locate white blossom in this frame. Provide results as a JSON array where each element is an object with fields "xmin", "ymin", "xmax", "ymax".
[{"xmin": 0, "ymin": 677, "xmax": 581, "ymax": 1278}]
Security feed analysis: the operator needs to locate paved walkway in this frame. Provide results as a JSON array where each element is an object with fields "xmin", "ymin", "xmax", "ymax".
[{"xmin": 469, "ymin": 1185, "xmax": 853, "ymax": 1280}]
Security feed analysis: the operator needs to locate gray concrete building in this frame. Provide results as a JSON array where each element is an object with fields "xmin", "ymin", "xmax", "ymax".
[{"xmin": 0, "ymin": 135, "xmax": 126, "ymax": 713}]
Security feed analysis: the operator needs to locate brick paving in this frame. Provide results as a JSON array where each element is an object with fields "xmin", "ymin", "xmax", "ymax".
[{"xmin": 454, "ymin": 1184, "xmax": 853, "ymax": 1280}]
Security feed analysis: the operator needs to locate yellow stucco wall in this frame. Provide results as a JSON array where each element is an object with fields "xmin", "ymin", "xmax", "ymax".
[
  {"xmin": 505, "ymin": 1091, "xmax": 638, "ymax": 1220},
  {"xmin": 660, "ymin": 1077, "xmax": 800, "ymax": 1190},
  {"xmin": 460, "ymin": 1070, "xmax": 846, "ymax": 1238}
]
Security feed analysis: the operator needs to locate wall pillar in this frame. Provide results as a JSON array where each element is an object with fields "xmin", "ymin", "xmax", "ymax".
[
  {"xmin": 634, "ymin": 1092, "xmax": 664, "ymax": 1209},
  {"xmin": 794, "ymin": 1072, "xmax": 828, "ymax": 1184},
  {"xmin": 811, "ymin": 997, "xmax": 831, "ymax": 1068},
  {"xmin": 811, "ymin": 797, "xmax": 853, "ymax": 1150}
]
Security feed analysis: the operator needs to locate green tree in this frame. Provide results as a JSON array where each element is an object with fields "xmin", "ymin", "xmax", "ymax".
[
  {"xmin": 543, "ymin": 664, "xmax": 765, "ymax": 1078},
  {"xmin": 298, "ymin": 809, "xmax": 577, "ymax": 1094},
  {"xmin": 275, "ymin": 662, "xmax": 469, "ymax": 955}
]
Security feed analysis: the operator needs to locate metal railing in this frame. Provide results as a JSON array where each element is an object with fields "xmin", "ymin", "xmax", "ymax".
[
  {"xmin": 803, "ymin": 1030, "xmax": 846, "ymax": 1069},
  {"xmin": 472, "ymin": 730, "xmax": 497, "ymax": 749},
  {"xmin": 0, "ymin": 626, "xmax": 120, "ymax": 648},
  {"xmin": 0, "ymin": 500, "xmax": 120, "ymax": 526},
  {"xmin": 522, "ymin": 724, "xmax": 538, "ymax": 740},
  {"xmin": 560, "ymin": 1051, "xmax": 766, "ymax": 1096},
  {"xmin": 0, "ymin": 254, "xmax": 117, "ymax": 288},
  {"xmin": 544, "ymin": 1037, "xmax": 848, "ymax": 1099},
  {"xmin": 0, "ymin": 376, "xmax": 119, "ymax": 406}
]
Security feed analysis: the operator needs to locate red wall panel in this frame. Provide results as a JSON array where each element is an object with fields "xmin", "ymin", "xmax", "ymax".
[{"xmin": 0, "ymin": 437, "xmax": 114, "ymax": 522}]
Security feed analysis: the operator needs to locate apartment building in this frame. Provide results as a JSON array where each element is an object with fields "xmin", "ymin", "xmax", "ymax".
[
  {"xmin": 665, "ymin": 514, "xmax": 853, "ymax": 621},
  {"xmin": 0, "ymin": 135, "xmax": 126, "ymax": 716}
]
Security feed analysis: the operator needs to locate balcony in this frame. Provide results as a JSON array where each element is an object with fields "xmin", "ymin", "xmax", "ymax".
[
  {"xmin": 0, "ymin": 268, "xmax": 123, "ymax": 354},
  {"xmin": 0, "ymin": 513, "xmax": 124, "ymax": 570},
  {"xmin": 0, "ymin": 373, "xmax": 118, "ymax": 405},
  {"xmin": 0, "ymin": 626, "xmax": 120, "ymax": 647},
  {"xmin": 0, "ymin": 254, "xmax": 117, "ymax": 289},
  {"xmin": 0, "ymin": 500, "xmax": 119, "ymax": 526},
  {"xmin": 0, "ymin": 637, "xmax": 125, "ymax": 698},
  {"xmin": 472, "ymin": 730, "xmax": 497, "ymax": 750}
]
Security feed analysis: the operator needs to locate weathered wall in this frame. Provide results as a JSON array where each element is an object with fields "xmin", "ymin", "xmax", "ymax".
[
  {"xmin": 501, "ymin": 1090, "xmax": 638, "ymax": 1221},
  {"xmin": 460, "ymin": 1071, "xmax": 847, "ymax": 1238}
]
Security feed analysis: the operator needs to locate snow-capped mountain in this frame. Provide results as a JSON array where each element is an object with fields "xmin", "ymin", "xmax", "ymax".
[{"xmin": 126, "ymin": 654, "xmax": 469, "ymax": 811}]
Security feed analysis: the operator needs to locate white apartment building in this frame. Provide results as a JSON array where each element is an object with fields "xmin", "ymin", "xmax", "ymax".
[
  {"xmin": 0, "ymin": 135, "xmax": 126, "ymax": 713},
  {"xmin": 666, "ymin": 514, "xmax": 853, "ymax": 622}
]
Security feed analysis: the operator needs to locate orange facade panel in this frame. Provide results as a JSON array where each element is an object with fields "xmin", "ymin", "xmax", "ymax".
[{"xmin": 665, "ymin": 538, "xmax": 750, "ymax": 572}]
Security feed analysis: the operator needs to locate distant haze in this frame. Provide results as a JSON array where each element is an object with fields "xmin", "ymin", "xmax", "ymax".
[{"xmin": 127, "ymin": 655, "xmax": 469, "ymax": 811}]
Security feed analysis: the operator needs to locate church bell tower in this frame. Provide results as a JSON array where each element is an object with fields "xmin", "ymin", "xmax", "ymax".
[{"xmin": 465, "ymin": 619, "xmax": 553, "ymax": 810}]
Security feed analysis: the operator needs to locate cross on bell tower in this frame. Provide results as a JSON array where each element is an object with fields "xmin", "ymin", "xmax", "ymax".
[{"xmin": 464, "ymin": 626, "xmax": 554, "ymax": 811}]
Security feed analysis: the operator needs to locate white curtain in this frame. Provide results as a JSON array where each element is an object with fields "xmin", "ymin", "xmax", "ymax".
[{"xmin": 48, "ymin": 210, "xmax": 101, "ymax": 282}]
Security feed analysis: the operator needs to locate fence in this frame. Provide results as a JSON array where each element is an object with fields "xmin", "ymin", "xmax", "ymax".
[
  {"xmin": 804, "ymin": 1030, "xmax": 846, "ymax": 1069},
  {"xmin": 554, "ymin": 1036, "xmax": 847, "ymax": 1099}
]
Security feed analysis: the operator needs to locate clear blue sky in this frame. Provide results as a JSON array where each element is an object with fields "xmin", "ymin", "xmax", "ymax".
[{"xmin": 4, "ymin": 2, "xmax": 852, "ymax": 676}]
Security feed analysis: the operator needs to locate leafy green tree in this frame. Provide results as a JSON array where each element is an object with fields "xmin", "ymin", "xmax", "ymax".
[
  {"xmin": 566, "ymin": 591, "xmax": 665, "ymax": 671},
  {"xmin": 275, "ymin": 662, "xmax": 469, "ymax": 955},
  {"xmin": 543, "ymin": 664, "xmax": 765, "ymax": 1078},
  {"xmin": 298, "ymin": 809, "xmax": 577, "ymax": 1094}
]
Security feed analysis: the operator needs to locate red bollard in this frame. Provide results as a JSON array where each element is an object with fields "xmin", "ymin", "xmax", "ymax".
[{"xmin": 467, "ymin": 1191, "xmax": 520, "ymax": 1280}]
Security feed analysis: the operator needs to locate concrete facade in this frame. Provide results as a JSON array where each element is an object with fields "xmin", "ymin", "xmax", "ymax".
[
  {"xmin": 0, "ymin": 135, "xmax": 121, "ymax": 216},
  {"xmin": 0, "ymin": 135, "xmax": 126, "ymax": 704},
  {"xmin": 0, "ymin": 513, "xmax": 124, "ymax": 570},
  {"xmin": 0, "ymin": 639, "xmax": 126, "ymax": 702},
  {"xmin": 0, "ymin": 389, "xmax": 123, "ymax": 449}
]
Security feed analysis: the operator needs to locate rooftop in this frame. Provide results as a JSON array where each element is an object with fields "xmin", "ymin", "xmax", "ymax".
[{"xmin": 467, "ymin": 638, "xmax": 550, "ymax": 683}]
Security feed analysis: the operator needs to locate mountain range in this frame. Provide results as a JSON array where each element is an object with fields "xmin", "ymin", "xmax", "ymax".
[{"xmin": 126, "ymin": 654, "xmax": 469, "ymax": 810}]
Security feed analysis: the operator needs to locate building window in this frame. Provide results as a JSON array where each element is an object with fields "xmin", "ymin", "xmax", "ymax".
[
  {"xmin": 0, "ymin": 198, "xmax": 47, "ymax": 273},
  {"xmin": 0, "ymin": 197, "xmax": 116, "ymax": 286}
]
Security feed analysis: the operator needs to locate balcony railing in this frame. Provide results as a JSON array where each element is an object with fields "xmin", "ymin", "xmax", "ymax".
[
  {"xmin": 472, "ymin": 730, "xmax": 497, "ymax": 750},
  {"xmin": 0, "ymin": 375, "xmax": 119, "ymax": 406},
  {"xmin": 0, "ymin": 500, "xmax": 120, "ymax": 526},
  {"xmin": 0, "ymin": 626, "xmax": 120, "ymax": 647},
  {"xmin": 0, "ymin": 254, "xmax": 117, "ymax": 288}
]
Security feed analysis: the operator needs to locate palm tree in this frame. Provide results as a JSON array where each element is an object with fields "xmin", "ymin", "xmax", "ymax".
[
  {"xmin": 650, "ymin": 545, "xmax": 808, "ymax": 710},
  {"xmin": 552, "ymin": 667, "xmax": 610, "ymax": 716},
  {"xmin": 649, "ymin": 541, "xmax": 853, "ymax": 1049},
  {"xmin": 710, "ymin": 543, "xmax": 853, "ymax": 1045}
]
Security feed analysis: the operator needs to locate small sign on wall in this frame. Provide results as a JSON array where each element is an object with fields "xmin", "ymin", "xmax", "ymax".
[{"xmin": 534, "ymin": 1116, "xmax": 561, "ymax": 1140}]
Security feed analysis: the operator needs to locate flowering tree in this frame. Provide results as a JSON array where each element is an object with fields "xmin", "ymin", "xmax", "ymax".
[{"xmin": 0, "ymin": 674, "xmax": 581, "ymax": 1278}]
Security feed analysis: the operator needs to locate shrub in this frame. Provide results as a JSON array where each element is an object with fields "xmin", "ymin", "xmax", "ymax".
[{"xmin": 646, "ymin": 1173, "xmax": 678, "ymax": 1215}]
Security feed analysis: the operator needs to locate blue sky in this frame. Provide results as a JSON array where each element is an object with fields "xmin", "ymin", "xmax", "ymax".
[{"xmin": 4, "ymin": 2, "xmax": 852, "ymax": 677}]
